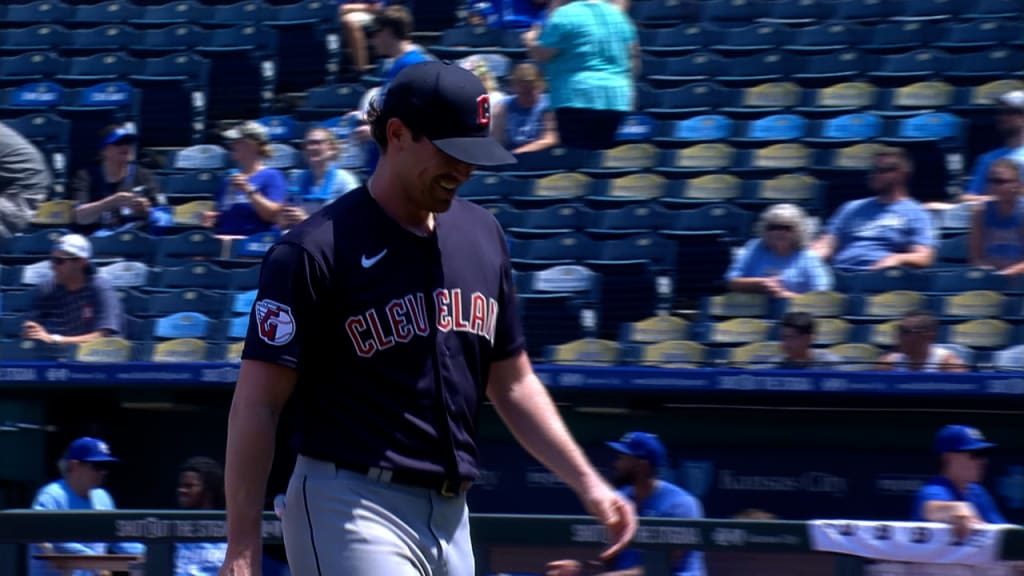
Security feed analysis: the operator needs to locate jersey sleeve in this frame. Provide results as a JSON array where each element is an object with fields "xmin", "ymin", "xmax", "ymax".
[
  {"xmin": 911, "ymin": 484, "xmax": 955, "ymax": 520},
  {"xmin": 489, "ymin": 225, "xmax": 526, "ymax": 363},
  {"xmin": 241, "ymin": 242, "xmax": 322, "ymax": 369}
]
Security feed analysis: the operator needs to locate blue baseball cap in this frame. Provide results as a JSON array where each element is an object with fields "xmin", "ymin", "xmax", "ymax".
[
  {"xmin": 607, "ymin": 431, "xmax": 667, "ymax": 468},
  {"xmin": 100, "ymin": 126, "xmax": 138, "ymax": 148},
  {"xmin": 64, "ymin": 437, "xmax": 119, "ymax": 463},
  {"xmin": 380, "ymin": 60, "xmax": 516, "ymax": 167},
  {"xmin": 934, "ymin": 425, "xmax": 996, "ymax": 453}
]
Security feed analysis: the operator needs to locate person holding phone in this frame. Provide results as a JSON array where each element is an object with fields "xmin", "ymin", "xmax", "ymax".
[{"xmin": 71, "ymin": 124, "xmax": 161, "ymax": 236}]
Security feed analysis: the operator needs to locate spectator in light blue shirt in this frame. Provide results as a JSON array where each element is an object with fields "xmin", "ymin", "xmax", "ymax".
[
  {"xmin": 912, "ymin": 425, "xmax": 1007, "ymax": 540},
  {"xmin": 727, "ymin": 203, "xmax": 833, "ymax": 298},
  {"xmin": 29, "ymin": 437, "xmax": 145, "ymax": 576},
  {"xmin": 175, "ymin": 457, "xmax": 227, "ymax": 576},
  {"xmin": 813, "ymin": 146, "xmax": 937, "ymax": 272},
  {"xmin": 962, "ymin": 90, "xmax": 1024, "ymax": 202},
  {"xmin": 546, "ymin": 432, "xmax": 706, "ymax": 576},
  {"xmin": 278, "ymin": 127, "xmax": 362, "ymax": 231}
]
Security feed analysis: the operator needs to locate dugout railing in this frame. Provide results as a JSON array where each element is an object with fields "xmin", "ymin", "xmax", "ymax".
[{"xmin": 0, "ymin": 511, "xmax": 1022, "ymax": 576}]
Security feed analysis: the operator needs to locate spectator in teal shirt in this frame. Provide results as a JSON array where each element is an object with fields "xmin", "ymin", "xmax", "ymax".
[{"xmin": 524, "ymin": 0, "xmax": 638, "ymax": 150}]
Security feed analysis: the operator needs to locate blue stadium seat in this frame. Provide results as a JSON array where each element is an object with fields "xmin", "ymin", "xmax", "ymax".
[
  {"xmin": 172, "ymin": 145, "xmax": 229, "ymax": 171},
  {"xmin": 927, "ymin": 267, "xmax": 1006, "ymax": 294},
  {"xmin": 990, "ymin": 344, "xmax": 1024, "ymax": 372},
  {"xmin": 805, "ymin": 113, "xmax": 884, "ymax": 146},
  {"xmin": 881, "ymin": 112, "xmax": 962, "ymax": 146},
  {"xmin": 228, "ymin": 265, "xmax": 260, "ymax": 291},
  {"xmin": 89, "ymin": 229, "xmax": 157, "ymax": 263},
  {"xmin": 130, "ymin": 24, "xmax": 208, "ymax": 57},
  {"xmin": 495, "ymin": 148, "xmax": 593, "ymax": 178},
  {"xmin": 227, "ymin": 231, "xmax": 279, "ymax": 261},
  {"xmin": 215, "ymin": 315, "xmax": 250, "ymax": 341},
  {"xmin": 937, "ymin": 234, "xmax": 969, "ymax": 266},
  {"xmin": 5, "ymin": 1, "xmax": 74, "ymax": 25},
  {"xmin": 729, "ymin": 114, "xmax": 809, "ymax": 145},
  {"xmin": 833, "ymin": 0, "xmax": 906, "ymax": 22},
  {"xmin": 632, "ymin": 0, "xmax": 700, "ymax": 26},
  {"xmin": 699, "ymin": 0, "xmax": 771, "ymax": 27},
  {"xmin": 509, "ymin": 233, "xmax": 598, "ymax": 269},
  {"xmin": 738, "ymin": 174, "xmax": 822, "ymax": 212},
  {"xmin": 636, "ymin": 82, "xmax": 726, "ymax": 117},
  {"xmin": 460, "ymin": 175, "xmax": 528, "ymax": 204},
  {"xmin": 945, "ymin": 48, "xmax": 1024, "ymax": 85},
  {"xmin": 844, "ymin": 268, "xmax": 930, "ymax": 293},
  {"xmin": 963, "ymin": 0, "xmax": 1023, "ymax": 18},
  {"xmin": 4, "ymin": 114, "xmax": 71, "ymax": 181},
  {"xmin": 294, "ymin": 84, "xmax": 366, "ymax": 121},
  {"xmin": 153, "ymin": 230, "xmax": 222, "ymax": 265},
  {"xmin": 791, "ymin": 50, "xmax": 871, "ymax": 88},
  {"xmin": 934, "ymin": 20, "xmax": 1023, "ymax": 53},
  {"xmin": 861, "ymin": 22, "xmax": 935, "ymax": 55},
  {"xmin": 0, "ymin": 228, "xmax": 67, "ymax": 265},
  {"xmin": 654, "ymin": 115, "xmax": 734, "ymax": 145},
  {"xmin": 156, "ymin": 262, "xmax": 232, "ymax": 290},
  {"xmin": 434, "ymin": 26, "xmax": 505, "ymax": 60},
  {"xmin": 643, "ymin": 52, "xmax": 725, "ymax": 85},
  {"xmin": 1, "ymin": 290, "xmax": 35, "ymax": 315},
  {"xmin": 893, "ymin": 0, "xmax": 970, "ymax": 22},
  {"xmin": 230, "ymin": 289, "xmax": 257, "ymax": 316},
  {"xmin": 65, "ymin": 25, "xmax": 139, "ymax": 57},
  {"xmin": 665, "ymin": 203, "xmax": 754, "ymax": 245},
  {"xmin": 146, "ymin": 291, "xmax": 229, "ymax": 320},
  {"xmin": 60, "ymin": 81, "xmax": 140, "ymax": 176},
  {"xmin": 515, "ymin": 265, "xmax": 599, "ymax": 302},
  {"xmin": 57, "ymin": 52, "xmax": 142, "ymax": 87},
  {"xmin": 638, "ymin": 23, "xmax": 715, "ymax": 56},
  {"xmin": 710, "ymin": 24, "xmax": 788, "ymax": 56},
  {"xmin": 718, "ymin": 52, "xmax": 792, "ymax": 87},
  {"xmin": 130, "ymin": 1, "xmax": 211, "ymax": 27},
  {"xmin": 265, "ymin": 0, "xmax": 339, "ymax": 94},
  {"xmin": 505, "ymin": 204, "xmax": 589, "ymax": 239},
  {"xmin": 204, "ymin": 1, "xmax": 266, "ymax": 26},
  {"xmin": 585, "ymin": 204, "xmax": 670, "ymax": 239},
  {"xmin": 71, "ymin": 1, "xmax": 143, "ymax": 25},
  {"xmin": 196, "ymin": 25, "xmax": 279, "ymax": 119},
  {"xmin": 867, "ymin": 49, "xmax": 952, "ymax": 87},
  {"xmin": 265, "ymin": 143, "xmax": 301, "ymax": 170},
  {"xmin": 782, "ymin": 22, "xmax": 858, "ymax": 55},
  {"xmin": 0, "ymin": 82, "xmax": 64, "ymax": 118},
  {"xmin": 0, "ymin": 53, "xmax": 67, "ymax": 88},
  {"xmin": 97, "ymin": 261, "xmax": 152, "ymax": 289},
  {"xmin": 162, "ymin": 171, "xmax": 222, "ymax": 204},
  {"xmin": 518, "ymin": 293, "xmax": 585, "ymax": 359},
  {"xmin": 0, "ymin": 25, "xmax": 70, "ymax": 56},
  {"xmin": 0, "ymin": 339, "xmax": 66, "ymax": 361},
  {"xmin": 130, "ymin": 51, "xmax": 211, "ymax": 147},
  {"xmin": 614, "ymin": 114, "xmax": 657, "ymax": 143},
  {"xmin": 763, "ymin": 0, "xmax": 836, "ymax": 24}
]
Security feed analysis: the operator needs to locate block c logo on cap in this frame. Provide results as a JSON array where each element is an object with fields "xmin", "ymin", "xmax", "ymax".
[
  {"xmin": 255, "ymin": 299, "xmax": 296, "ymax": 345},
  {"xmin": 476, "ymin": 94, "xmax": 491, "ymax": 127}
]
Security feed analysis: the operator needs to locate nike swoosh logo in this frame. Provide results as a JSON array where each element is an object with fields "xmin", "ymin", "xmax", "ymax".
[{"xmin": 361, "ymin": 249, "xmax": 387, "ymax": 268}]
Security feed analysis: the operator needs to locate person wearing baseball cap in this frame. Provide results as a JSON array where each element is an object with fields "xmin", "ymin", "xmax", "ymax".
[
  {"xmin": 28, "ymin": 437, "xmax": 145, "ymax": 576},
  {"xmin": 223, "ymin": 59, "xmax": 636, "ymax": 576},
  {"xmin": 962, "ymin": 90, "xmax": 1024, "ymax": 202},
  {"xmin": 21, "ymin": 233, "xmax": 123, "ymax": 348},
  {"xmin": 912, "ymin": 425, "xmax": 1007, "ymax": 540},
  {"xmin": 205, "ymin": 120, "xmax": 288, "ymax": 237},
  {"xmin": 70, "ymin": 123, "xmax": 160, "ymax": 236},
  {"xmin": 547, "ymin": 432, "xmax": 706, "ymax": 576}
]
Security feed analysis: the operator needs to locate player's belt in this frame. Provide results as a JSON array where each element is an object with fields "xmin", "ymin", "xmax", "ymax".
[{"xmin": 338, "ymin": 461, "xmax": 473, "ymax": 497}]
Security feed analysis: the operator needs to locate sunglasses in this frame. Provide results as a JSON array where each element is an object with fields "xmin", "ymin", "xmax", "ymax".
[
  {"xmin": 766, "ymin": 224, "xmax": 794, "ymax": 232},
  {"xmin": 51, "ymin": 256, "xmax": 80, "ymax": 265},
  {"xmin": 988, "ymin": 177, "xmax": 1018, "ymax": 186},
  {"xmin": 83, "ymin": 461, "xmax": 112, "ymax": 471},
  {"xmin": 959, "ymin": 451, "xmax": 988, "ymax": 460}
]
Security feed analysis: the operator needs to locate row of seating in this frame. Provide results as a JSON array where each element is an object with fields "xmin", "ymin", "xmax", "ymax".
[
  {"xmin": 1, "ymin": 260, "xmax": 262, "ymax": 292},
  {"xmin": 0, "ymin": 336, "xmax": 242, "ymax": 363},
  {"xmin": 0, "ymin": 0, "xmax": 335, "ymax": 28}
]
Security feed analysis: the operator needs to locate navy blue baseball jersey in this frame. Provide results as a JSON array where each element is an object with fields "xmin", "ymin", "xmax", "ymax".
[{"xmin": 241, "ymin": 186, "xmax": 524, "ymax": 482}]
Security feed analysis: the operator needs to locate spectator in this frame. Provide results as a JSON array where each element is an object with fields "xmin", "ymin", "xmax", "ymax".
[
  {"xmin": 277, "ymin": 127, "xmax": 362, "ymax": 230},
  {"xmin": 546, "ymin": 432, "xmax": 706, "ymax": 576},
  {"xmin": 204, "ymin": 122, "xmax": 287, "ymax": 238},
  {"xmin": 339, "ymin": 1, "xmax": 386, "ymax": 73},
  {"xmin": 969, "ymin": 158, "xmax": 1024, "ymax": 274},
  {"xmin": 912, "ymin": 425, "xmax": 1006, "ymax": 540},
  {"xmin": 371, "ymin": 5, "xmax": 432, "ymax": 84},
  {"xmin": 491, "ymin": 62, "xmax": 560, "ymax": 154},
  {"xmin": 726, "ymin": 203, "xmax": 833, "ymax": 298},
  {"xmin": 21, "ymin": 234, "xmax": 122, "ymax": 346},
  {"xmin": 812, "ymin": 146, "xmax": 936, "ymax": 272},
  {"xmin": 459, "ymin": 55, "xmax": 506, "ymax": 104},
  {"xmin": 962, "ymin": 90, "xmax": 1024, "ymax": 202},
  {"xmin": 175, "ymin": 457, "xmax": 227, "ymax": 576},
  {"xmin": 0, "ymin": 121, "xmax": 52, "ymax": 239},
  {"xmin": 768, "ymin": 312, "xmax": 840, "ymax": 370},
  {"xmin": 71, "ymin": 124, "xmax": 161, "ymax": 236},
  {"xmin": 876, "ymin": 309, "xmax": 966, "ymax": 373},
  {"xmin": 28, "ymin": 437, "xmax": 145, "ymax": 576},
  {"xmin": 523, "ymin": 0, "xmax": 639, "ymax": 150}
]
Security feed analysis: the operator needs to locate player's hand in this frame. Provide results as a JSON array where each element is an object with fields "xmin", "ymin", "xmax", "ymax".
[
  {"xmin": 218, "ymin": 552, "xmax": 259, "ymax": 576},
  {"xmin": 545, "ymin": 559, "xmax": 583, "ymax": 576},
  {"xmin": 581, "ymin": 486, "xmax": 637, "ymax": 561},
  {"xmin": 21, "ymin": 321, "xmax": 47, "ymax": 341}
]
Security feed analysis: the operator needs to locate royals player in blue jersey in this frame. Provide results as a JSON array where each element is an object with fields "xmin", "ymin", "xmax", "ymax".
[
  {"xmin": 547, "ymin": 432, "xmax": 706, "ymax": 576},
  {"xmin": 219, "ymin": 60, "xmax": 637, "ymax": 576}
]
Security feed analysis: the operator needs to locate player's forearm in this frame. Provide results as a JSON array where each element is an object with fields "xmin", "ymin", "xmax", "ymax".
[
  {"xmin": 923, "ymin": 500, "xmax": 979, "ymax": 523},
  {"xmin": 224, "ymin": 395, "xmax": 280, "ymax": 552},
  {"xmin": 490, "ymin": 372, "xmax": 606, "ymax": 496}
]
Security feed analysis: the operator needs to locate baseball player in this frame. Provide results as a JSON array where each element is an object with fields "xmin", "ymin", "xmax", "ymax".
[{"xmin": 220, "ymin": 60, "xmax": 636, "ymax": 576}]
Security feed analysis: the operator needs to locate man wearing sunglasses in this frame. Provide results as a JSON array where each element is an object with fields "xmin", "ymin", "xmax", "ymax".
[
  {"xmin": 28, "ymin": 437, "xmax": 145, "ymax": 576},
  {"xmin": 21, "ymin": 234, "xmax": 122, "ymax": 347},
  {"xmin": 875, "ymin": 309, "xmax": 966, "ymax": 373},
  {"xmin": 912, "ymin": 425, "xmax": 1006, "ymax": 541},
  {"xmin": 812, "ymin": 146, "xmax": 936, "ymax": 272}
]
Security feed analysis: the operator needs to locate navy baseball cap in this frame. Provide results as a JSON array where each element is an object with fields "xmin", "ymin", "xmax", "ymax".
[
  {"xmin": 380, "ymin": 60, "xmax": 516, "ymax": 167},
  {"xmin": 607, "ymin": 431, "xmax": 667, "ymax": 468},
  {"xmin": 934, "ymin": 425, "xmax": 996, "ymax": 453},
  {"xmin": 64, "ymin": 437, "xmax": 119, "ymax": 463},
  {"xmin": 100, "ymin": 126, "xmax": 138, "ymax": 148}
]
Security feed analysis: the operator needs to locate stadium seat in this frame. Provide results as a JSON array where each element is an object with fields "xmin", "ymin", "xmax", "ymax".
[
  {"xmin": 0, "ymin": 53, "xmax": 67, "ymax": 88},
  {"xmin": 155, "ymin": 262, "xmax": 232, "ymax": 290},
  {"xmin": 433, "ymin": 26, "xmax": 505, "ymax": 60},
  {"xmin": 730, "ymin": 114, "xmax": 809, "ymax": 145},
  {"xmin": 701, "ymin": 292, "xmax": 771, "ymax": 320},
  {"xmin": 172, "ymin": 145, "xmax": 229, "ymax": 171},
  {"xmin": 614, "ymin": 114, "xmax": 657, "ymax": 143},
  {"xmin": 846, "ymin": 290, "xmax": 928, "ymax": 320},
  {"xmin": 216, "ymin": 315, "xmax": 250, "ymax": 341},
  {"xmin": 842, "ymin": 267, "xmax": 929, "ymax": 293},
  {"xmin": 638, "ymin": 23, "xmax": 714, "ymax": 56},
  {"xmin": 937, "ymin": 234, "xmax": 969, "ymax": 266},
  {"xmin": 130, "ymin": 24, "xmax": 207, "ymax": 57},
  {"xmin": 666, "ymin": 202, "xmax": 754, "ymax": 244},
  {"xmin": 833, "ymin": 0, "xmax": 906, "ymax": 22},
  {"xmin": 65, "ymin": 25, "xmax": 139, "ymax": 57},
  {"xmin": 231, "ymin": 290, "xmax": 257, "ymax": 316},
  {"xmin": 57, "ymin": 52, "xmax": 142, "ymax": 87},
  {"xmin": 851, "ymin": 320, "xmax": 900, "ymax": 347},
  {"xmin": 29, "ymin": 200, "xmax": 74, "ymax": 228},
  {"xmin": 265, "ymin": 0, "xmax": 339, "ymax": 93},
  {"xmin": 153, "ymin": 230, "xmax": 221, "ymax": 265},
  {"xmin": 515, "ymin": 265, "xmax": 599, "ymax": 302},
  {"xmin": 782, "ymin": 23, "xmax": 856, "ymax": 55},
  {"xmin": 264, "ymin": 143, "xmax": 301, "ymax": 170},
  {"xmin": 294, "ymin": 84, "xmax": 366, "ymax": 121},
  {"xmin": 782, "ymin": 291, "xmax": 848, "ymax": 318},
  {"xmin": 545, "ymin": 338, "xmax": 620, "ymax": 367},
  {"xmin": 625, "ymin": 339, "xmax": 709, "ymax": 369},
  {"xmin": 636, "ymin": 82, "xmax": 725, "ymax": 117},
  {"xmin": 811, "ymin": 318, "xmax": 854, "ymax": 346},
  {"xmin": 585, "ymin": 204, "xmax": 669, "ymax": 238},
  {"xmin": 926, "ymin": 267, "xmax": 1006, "ymax": 294},
  {"xmin": 699, "ymin": 318, "xmax": 772, "ymax": 345},
  {"xmin": 130, "ymin": 1, "xmax": 212, "ymax": 27},
  {"xmin": 943, "ymin": 318, "xmax": 1014, "ymax": 349},
  {"xmin": 720, "ymin": 82, "xmax": 803, "ymax": 119},
  {"xmin": 5, "ymin": 1, "xmax": 74, "ymax": 25},
  {"xmin": 719, "ymin": 52, "xmax": 792, "ymax": 87},
  {"xmin": 655, "ymin": 144, "xmax": 737, "ymax": 177},
  {"xmin": 0, "ymin": 339, "xmax": 66, "ymax": 361},
  {"xmin": 497, "ymin": 148, "xmax": 593, "ymax": 179},
  {"xmin": 130, "ymin": 51, "xmax": 211, "ymax": 147},
  {"xmin": 722, "ymin": 341, "xmax": 780, "ymax": 369},
  {"xmin": 228, "ymin": 265, "xmax": 261, "ymax": 291},
  {"xmin": 824, "ymin": 343, "xmax": 882, "ymax": 370},
  {"xmin": 738, "ymin": 174, "xmax": 822, "ymax": 212},
  {"xmin": 74, "ymin": 337, "xmax": 134, "ymax": 363},
  {"xmin": 196, "ymin": 25, "xmax": 279, "ymax": 120},
  {"xmin": 517, "ymin": 173, "xmax": 593, "ymax": 204},
  {"xmin": 934, "ymin": 20, "xmax": 1023, "ymax": 53},
  {"xmin": 882, "ymin": 112, "xmax": 962, "ymax": 146},
  {"xmin": 763, "ymin": 0, "xmax": 836, "ymax": 24},
  {"xmin": 71, "ymin": 1, "xmax": 144, "ymax": 25},
  {"xmin": 582, "ymin": 144, "xmax": 660, "ymax": 177},
  {"xmin": 162, "ymin": 171, "xmax": 222, "ymax": 204},
  {"xmin": 632, "ymin": 0, "xmax": 699, "ymax": 26},
  {"xmin": 619, "ymin": 315, "xmax": 690, "ymax": 344},
  {"xmin": 791, "ymin": 50, "xmax": 870, "ymax": 88},
  {"xmin": 893, "ymin": 0, "xmax": 969, "ymax": 21},
  {"xmin": 145, "ymin": 290, "xmax": 230, "ymax": 319},
  {"xmin": 654, "ymin": 115, "xmax": 734, "ymax": 145},
  {"xmin": 868, "ymin": 50, "xmax": 952, "ymax": 87},
  {"xmin": 227, "ymin": 232, "xmax": 279, "ymax": 261},
  {"xmin": 97, "ymin": 261, "xmax": 151, "ymax": 288},
  {"xmin": 963, "ymin": 0, "xmax": 1023, "ymax": 18},
  {"xmin": 153, "ymin": 311, "xmax": 214, "ymax": 340},
  {"xmin": 0, "ymin": 82, "xmax": 64, "ymax": 118},
  {"xmin": 935, "ymin": 290, "xmax": 1006, "ymax": 319},
  {"xmin": 643, "ymin": 52, "xmax": 725, "ymax": 85},
  {"xmin": 661, "ymin": 174, "xmax": 742, "ymax": 208},
  {"xmin": 146, "ymin": 338, "xmax": 209, "ymax": 362},
  {"xmin": 990, "ymin": 344, "xmax": 1024, "ymax": 372},
  {"xmin": 709, "ymin": 24, "xmax": 788, "ymax": 56},
  {"xmin": 805, "ymin": 113, "xmax": 884, "ymax": 146},
  {"xmin": 736, "ymin": 143, "xmax": 813, "ymax": 176},
  {"xmin": 518, "ymin": 293, "xmax": 585, "ymax": 359},
  {"xmin": 89, "ymin": 229, "xmax": 157, "ymax": 263},
  {"xmin": 1, "ymin": 290, "xmax": 34, "ymax": 315},
  {"xmin": 945, "ymin": 48, "xmax": 1024, "ymax": 85},
  {"xmin": 504, "ymin": 204, "xmax": 589, "ymax": 239},
  {"xmin": 700, "ymin": 0, "xmax": 770, "ymax": 27},
  {"xmin": 796, "ymin": 82, "xmax": 879, "ymax": 118},
  {"xmin": 509, "ymin": 233, "xmax": 597, "ymax": 269},
  {"xmin": 0, "ymin": 228, "xmax": 67, "ymax": 265},
  {"xmin": 0, "ymin": 25, "xmax": 71, "ymax": 56},
  {"xmin": 586, "ymin": 174, "xmax": 668, "ymax": 207}
]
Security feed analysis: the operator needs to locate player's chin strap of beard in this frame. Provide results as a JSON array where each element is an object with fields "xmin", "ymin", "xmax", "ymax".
[{"xmin": 428, "ymin": 232, "xmax": 465, "ymax": 497}]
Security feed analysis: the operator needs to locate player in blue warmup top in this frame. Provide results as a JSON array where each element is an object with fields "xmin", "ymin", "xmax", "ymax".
[
  {"xmin": 220, "ymin": 60, "xmax": 637, "ymax": 576},
  {"xmin": 547, "ymin": 432, "xmax": 706, "ymax": 576},
  {"xmin": 912, "ymin": 425, "xmax": 1007, "ymax": 540}
]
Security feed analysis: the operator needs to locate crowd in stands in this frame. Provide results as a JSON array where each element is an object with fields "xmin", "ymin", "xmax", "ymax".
[{"xmin": 1, "ymin": 0, "xmax": 1023, "ymax": 372}]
